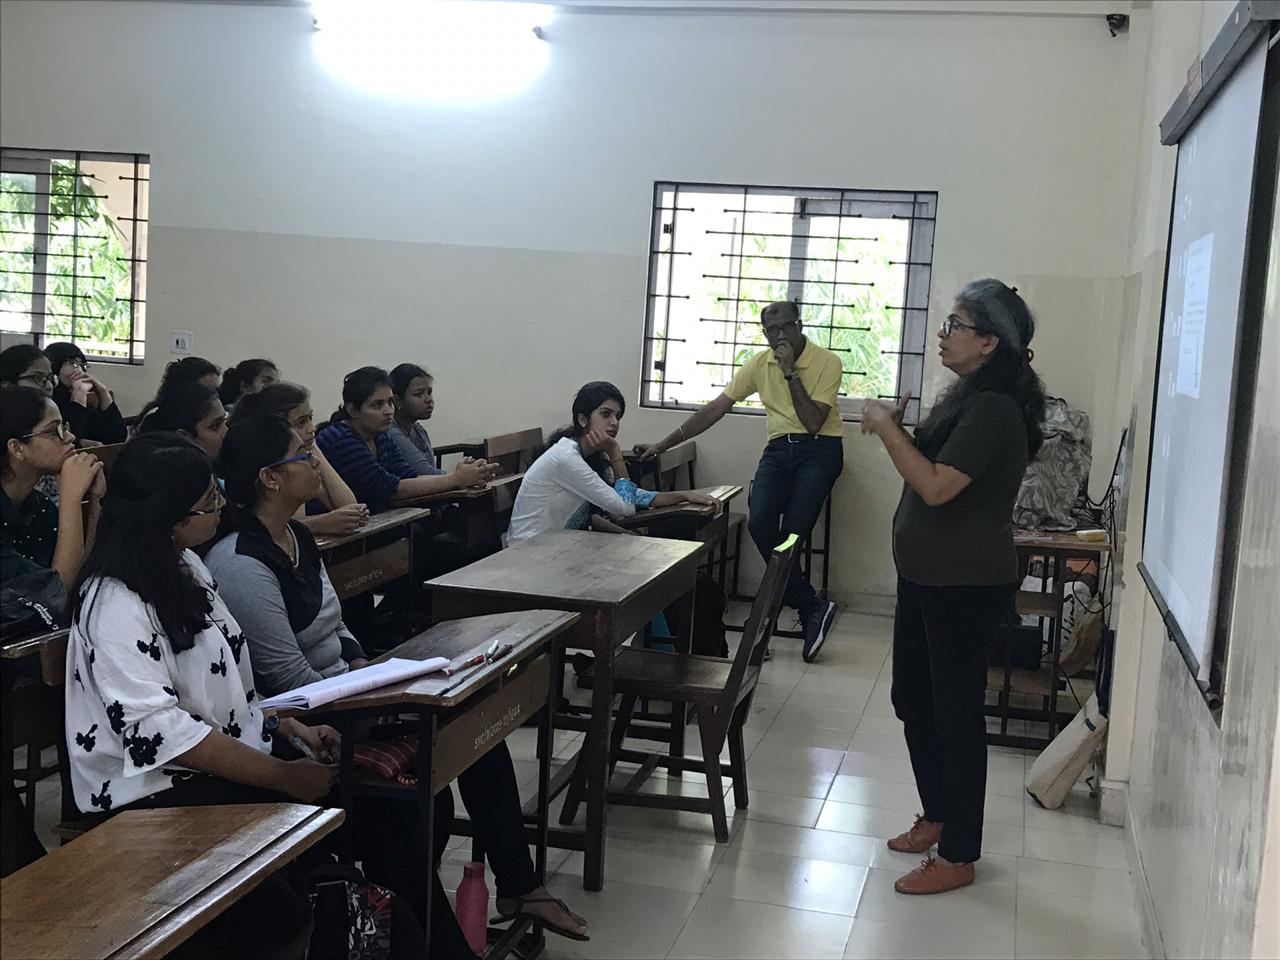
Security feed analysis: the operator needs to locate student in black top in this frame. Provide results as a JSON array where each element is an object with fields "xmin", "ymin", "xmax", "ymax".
[
  {"xmin": 860, "ymin": 279, "xmax": 1045, "ymax": 896},
  {"xmin": 219, "ymin": 358, "xmax": 278, "ymax": 412},
  {"xmin": 141, "ymin": 381, "xmax": 229, "ymax": 459},
  {"xmin": 135, "ymin": 356, "xmax": 221, "ymax": 432},
  {"xmin": 42, "ymin": 342, "xmax": 128, "ymax": 445},
  {"xmin": 0, "ymin": 385, "xmax": 104, "ymax": 594}
]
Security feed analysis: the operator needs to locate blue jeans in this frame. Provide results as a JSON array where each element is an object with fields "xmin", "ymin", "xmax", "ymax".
[{"xmin": 747, "ymin": 435, "xmax": 844, "ymax": 610}]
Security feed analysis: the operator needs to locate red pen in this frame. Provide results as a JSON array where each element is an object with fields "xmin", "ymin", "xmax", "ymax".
[{"xmin": 444, "ymin": 653, "xmax": 486, "ymax": 677}]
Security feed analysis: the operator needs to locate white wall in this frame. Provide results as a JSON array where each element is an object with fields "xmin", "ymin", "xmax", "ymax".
[
  {"xmin": 1097, "ymin": 1, "xmax": 1280, "ymax": 957},
  {"xmin": 0, "ymin": 0, "xmax": 1146, "ymax": 601}
]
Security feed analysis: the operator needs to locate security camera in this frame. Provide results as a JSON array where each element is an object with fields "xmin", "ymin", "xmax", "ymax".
[{"xmin": 1106, "ymin": 14, "xmax": 1129, "ymax": 37}]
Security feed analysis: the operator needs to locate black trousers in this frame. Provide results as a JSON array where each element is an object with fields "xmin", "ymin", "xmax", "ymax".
[
  {"xmin": 122, "ymin": 741, "xmax": 535, "ymax": 960},
  {"xmin": 747, "ymin": 435, "xmax": 843, "ymax": 609},
  {"xmin": 890, "ymin": 576, "xmax": 1010, "ymax": 864}
]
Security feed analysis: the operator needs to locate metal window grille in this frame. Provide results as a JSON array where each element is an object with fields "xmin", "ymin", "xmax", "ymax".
[
  {"xmin": 0, "ymin": 147, "xmax": 150, "ymax": 363},
  {"xmin": 641, "ymin": 181, "xmax": 936, "ymax": 424}
]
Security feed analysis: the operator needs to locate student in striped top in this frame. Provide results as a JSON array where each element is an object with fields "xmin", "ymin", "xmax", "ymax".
[{"xmin": 316, "ymin": 366, "xmax": 496, "ymax": 510}]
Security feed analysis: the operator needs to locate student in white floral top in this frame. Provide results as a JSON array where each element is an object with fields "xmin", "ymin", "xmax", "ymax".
[{"xmin": 63, "ymin": 432, "xmax": 455, "ymax": 957}]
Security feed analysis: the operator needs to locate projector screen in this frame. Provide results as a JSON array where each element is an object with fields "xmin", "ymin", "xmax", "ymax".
[{"xmin": 1142, "ymin": 38, "xmax": 1268, "ymax": 683}]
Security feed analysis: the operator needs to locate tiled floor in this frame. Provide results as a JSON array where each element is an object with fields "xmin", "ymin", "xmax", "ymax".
[
  {"xmin": 512, "ymin": 606, "xmax": 1144, "ymax": 960},
  {"xmin": 22, "ymin": 605, "xmax": 1143, "ymax": 959}
]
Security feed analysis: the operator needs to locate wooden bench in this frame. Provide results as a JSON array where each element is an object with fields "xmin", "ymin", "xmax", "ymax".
[
  {"xmin": 0, "ymin": 804, "xmax": 343, "ymax": 960},
  {"xmin": 625, "ymin": 439, "xmax": 697, "ymax": 492}
]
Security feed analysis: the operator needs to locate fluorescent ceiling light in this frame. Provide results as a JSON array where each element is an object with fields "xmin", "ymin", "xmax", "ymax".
[{"xmin": 312, "ymin": 0, "xmax": 555, "ymax": 102}]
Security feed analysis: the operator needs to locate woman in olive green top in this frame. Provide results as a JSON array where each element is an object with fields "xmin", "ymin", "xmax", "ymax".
[{"xmin": 861, "ymin": 279, "xmax": 1045, "ymax": 897}]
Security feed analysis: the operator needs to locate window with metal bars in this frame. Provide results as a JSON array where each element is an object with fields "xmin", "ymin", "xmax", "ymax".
[
  {"xmin": 0, "ymin": 148, "xmax": 149, "ymax": 363},
  {"xmin": 641, "ymin": 181, "xmax": 936, "ymax": 425}
]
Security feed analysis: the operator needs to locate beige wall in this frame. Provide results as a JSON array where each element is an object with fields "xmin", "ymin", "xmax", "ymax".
[
  {"xmin": 1097, "ymin": 2, "xmax": 1280, "ymax": 958},
  {"xmin": 0, "ymin": 0, "xmax": 1146, "ymax": 602}
]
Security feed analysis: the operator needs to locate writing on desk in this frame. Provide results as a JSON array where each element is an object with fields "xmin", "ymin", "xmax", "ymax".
[
  {"xmin": 474, "ymin": 704, "xmax": 522, "ymax": 751},
  {"xmin": 341, "ymin": 568, "xmax": 386, "ymax": 593}
]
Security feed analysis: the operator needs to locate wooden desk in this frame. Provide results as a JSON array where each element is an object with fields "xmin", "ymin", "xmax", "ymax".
[
  {"xmin": 399, "ymin": 473, "xmax": 526, "ymax": 564},
  {"xmin": 284, "ymin": 609, "xmax": 579, "ymax": 959},
  {"xmin": 0, "ymin": 803, "xmax": 343, "ymax": 960},
  {"xmin": 625, "ymin": 439, "xmax": 697, "ymax": 491},
  {"xmin": 313, "ymin": 505, "xmax": 432, "ymax": 552},
  {"xmin": 617, "ymin": 484, "xmax": 745, "ymax": 590},
  {"xmin": 987, "ymin": 530, "xmax": 1112, "ymax": 749},
  {"xmin": 428, "ymin": 531, "xmax": 703, "ymax": 890},
  {"xmin": 1, "ymin": 627, "xmax": 71, "ymax": 825}
]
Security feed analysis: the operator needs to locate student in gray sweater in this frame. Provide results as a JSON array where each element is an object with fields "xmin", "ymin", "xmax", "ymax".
[{"xmin": 208, "ymin": 412, "xmax": 591, "ymax": 944}]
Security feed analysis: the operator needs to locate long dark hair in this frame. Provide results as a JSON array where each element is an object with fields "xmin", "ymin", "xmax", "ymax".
[
  {"xmin": 219, "ymin": 358, "xmax": 277, "ymax": 406},
  {"xmin": 546, "ymin": 381, "xmax": 627, "ymax": 479},
  {"xmin": 389, "ymin": 363, "xmax": 429, "ymax": 398},
  {"xmin": 219, "ymin": 413, "xmax": 296, "ymax": 511},
  {"xmin": 142, "ymin": 381, "xmax": 220, "ymax": 436},
  {"xmin": 228, "ymin": 381, "xmax": 309, "ymax": 426},
  {"xmin": 0, "ymin": 344, "xmax": 46, "ymax": 384},
  {"xmin": 72, "ymin": 433, "xmax": 216, "ymax": 654},
  {"xmin": 0, "ymin": 385, "xmax": 54, "ymax": 476},
  {"xmin": 138, "ymin": 357, "xmax": 220, "ymax": 422},
  {"xmin": 919, "ymin": 279, "xmax": 1046, "ymax": 459},
  {"xmin": 327, "ymin": 366, "xmax": 391, "ymax": 427}
]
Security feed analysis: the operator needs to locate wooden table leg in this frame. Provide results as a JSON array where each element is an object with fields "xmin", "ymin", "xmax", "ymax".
[
  {"xmin": 582, "ymin": 616, "xmax": 614, "ymax": 891},
  {"xmin": 414, "ymin": 712, "xmax": 439, "ymax": 955},
  {"xmin": 667, "ymin": 586, "xmax": 695, "ymax": 778}
]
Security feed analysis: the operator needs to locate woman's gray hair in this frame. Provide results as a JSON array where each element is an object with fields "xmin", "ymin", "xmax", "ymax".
[{"xmin": 954, "ymin": 279, "xmax": 1034, "ymax": 356}]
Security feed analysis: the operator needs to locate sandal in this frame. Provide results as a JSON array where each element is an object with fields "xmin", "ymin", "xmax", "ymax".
[{"xmin": 491, "ymin": 895, "xmax": 590, "ymax": 942}]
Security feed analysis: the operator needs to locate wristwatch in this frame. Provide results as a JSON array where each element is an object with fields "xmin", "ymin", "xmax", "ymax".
[{"xmin": 785, "ymin": 372, "xmax": 799, "ymax": 382}]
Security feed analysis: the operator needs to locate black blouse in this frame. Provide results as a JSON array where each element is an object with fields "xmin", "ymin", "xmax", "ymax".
[{"xmin": 53, "ymin": 383, "xmax": 128, "ymax": 445}]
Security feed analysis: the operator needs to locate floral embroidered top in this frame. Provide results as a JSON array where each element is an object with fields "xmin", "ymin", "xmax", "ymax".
[
  {"xmin": 64, "ymin": 550, "xmax": 268, "ymax": 814},
  {"xmin": 506, "ymin": 437, "xmax": 657, "ymax": 543}
]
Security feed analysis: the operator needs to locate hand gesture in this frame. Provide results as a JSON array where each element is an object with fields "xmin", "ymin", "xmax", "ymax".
[
  {"xmin": 282, "ymin": 759, "xmax": 338, "ymax": 803},
  {"xmin": 632, "ymin": 442, "xmax": 661, "ymax": 463},
  {"xmin": 772, "ymin": 340, "xmax": 796, "ymax": 374},
  {"xmin": 66, "ymin": 369, "xmax": 93, "ymax": 405},
  {"xmin": 454, "ymin": 457, "xmax": 492, "ymax": 488},
  {"xmin": 581, "ymin": 428, "xmax": 620, "ymax": 460},
  {"xmin": 860, "ymin": 399, "xmax": 897, "ymax": 435},
  {"xmin": 890, "ymin": 391, "xmax": 912, "ymax": 426},
  {"xmin": 294, "ymin": 723, "xmax": 341, "ymax": 764},
  {"xmin": 58, "ymin": 452, "xmax": 102, "ymax": 502}
]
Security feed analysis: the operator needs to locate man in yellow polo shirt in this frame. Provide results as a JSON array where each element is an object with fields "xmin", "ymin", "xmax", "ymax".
[{"xmin": 637, "ymin": 301, "xmax": 844, "ymax": 661}]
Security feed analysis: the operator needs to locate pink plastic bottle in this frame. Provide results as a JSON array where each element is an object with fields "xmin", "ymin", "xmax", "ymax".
[{"xmin": 455, "ymin": 861, "xmax": 489, "ymax": 954}]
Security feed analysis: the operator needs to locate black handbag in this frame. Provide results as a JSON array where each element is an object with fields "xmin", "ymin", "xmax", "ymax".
[{"xmin": 0, "ymin": 568, "xmax": 67, "ymax": 638}]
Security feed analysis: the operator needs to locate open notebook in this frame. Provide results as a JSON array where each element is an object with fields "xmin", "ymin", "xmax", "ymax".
[{"xmin": 257, "ymin": 657, "xmax": 451, "ymax": 711}]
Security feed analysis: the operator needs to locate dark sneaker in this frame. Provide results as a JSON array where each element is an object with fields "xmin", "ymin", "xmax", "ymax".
[{"xmin": 801, "ymin": 599, "xmax": 837, "ymax": 662}]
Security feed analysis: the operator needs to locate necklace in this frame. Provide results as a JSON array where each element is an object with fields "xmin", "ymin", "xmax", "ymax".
[{"xmin": 275, "ymin": 524, "xmax": 299, "ymax": 568}]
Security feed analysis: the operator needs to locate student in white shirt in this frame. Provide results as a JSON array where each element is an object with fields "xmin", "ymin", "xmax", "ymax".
[
  {"xmin": 64, "ymin": 432, "xmax": 455, "ymax": 956},
  {"xmin": 507, "ymin": 381, "xmax": 717, "ymax": 543}
]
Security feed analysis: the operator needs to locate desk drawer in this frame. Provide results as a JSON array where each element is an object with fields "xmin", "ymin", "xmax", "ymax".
[
  {"xmin": 327, "ymin": 541, "xmax": 410, "ymax": 601},
  {"xmin": 433, "ymin": 655, "xmax": 550, "ymax": 792}
]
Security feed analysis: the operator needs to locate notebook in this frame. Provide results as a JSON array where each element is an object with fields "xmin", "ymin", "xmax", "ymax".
[{"xmin": 257, "ymin": 657, "xmax": 450, "ymax": 711}]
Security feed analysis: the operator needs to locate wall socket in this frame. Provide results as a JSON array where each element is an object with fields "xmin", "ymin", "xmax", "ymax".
[{"xmin": 170, "ymin": 330, "xmax": 194, "ymax": 355}]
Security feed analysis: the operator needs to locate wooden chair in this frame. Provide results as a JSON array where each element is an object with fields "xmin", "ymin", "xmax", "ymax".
[
  {"xmin": 592, "ymin": 534, "xmax": 797, "ymax": 842},
  {"xmin": 626, "ymin": 439, "xmax": 697, "ymax": 492},
  {"xmin": 483, "ymin": 428, "xmax": 543, "ymax": 478}
]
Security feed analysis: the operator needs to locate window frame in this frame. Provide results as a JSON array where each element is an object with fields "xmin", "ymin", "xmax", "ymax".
[
  {"xmin": 0, "ymin": 147, "xmax": 150, "ymax": 365},
  {"xmin": 640, "ymin": 180, "xmax": 937, "ymax": 425}
]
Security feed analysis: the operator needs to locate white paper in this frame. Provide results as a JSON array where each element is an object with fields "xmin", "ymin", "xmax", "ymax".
[
  {"xmin": 258, "ymin": 656, "xmax": 450, "ymax": 711},
  {"xmin": 1175, "ymin": 233, "xmax": 1213, "ymax": 398}
]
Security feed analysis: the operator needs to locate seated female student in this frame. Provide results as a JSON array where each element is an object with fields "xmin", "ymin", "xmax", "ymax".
[
  {"xmin": 388, "ymin": 363, "xmax": 444, "ymax": 476},
  {"xmin": 218, "ymin": 358, "xmax": 278, "ymax": 414},
  {"xmin": 207, "ymin": 414, "xmax": 590, "ymax": 944},
  {"xmin": 317, "ymin": 366, "xmax": 496, "ymax": 511},
  {"xmin": 141, "ymin": 381, "xmax": 228, "ymax": 459},
  {"xmin": 508, "ymin": 381, "xmax": 716, "ymax": 543},
  {"xmin": 230, "ymin": 382, "xmax": 368, "ymax": 538},
  {"xmin": 1, "ymin": 385, "xmax": 104, "ymax": 602},
  {"xmin": 62, "ymin": 433, "xmax": 461, "ymax": 958},
  {"xmin": 42, "ymin": 342, "xmax": 127, "ymax": 445},
  {"xmin": 0, "ymin": 344, "xmax": 56, "ymax": 397},
  {"xmin": 135, "ymin": 356, "xmax": 220, "ymax": 434}
]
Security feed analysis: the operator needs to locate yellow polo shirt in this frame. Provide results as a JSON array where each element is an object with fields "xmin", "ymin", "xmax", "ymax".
[{"xmin": 723, "ymin": 341, "xmax": 845, "ymax": 440}]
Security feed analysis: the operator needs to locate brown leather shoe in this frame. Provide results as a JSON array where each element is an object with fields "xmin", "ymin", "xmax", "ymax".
[
  {"xmin": 887, "ymin": 814, "xmax": 942, "ymax": 853},
  {"xmin": 894, "ymin": 857, "xmax": 975, "ymax": 895}
]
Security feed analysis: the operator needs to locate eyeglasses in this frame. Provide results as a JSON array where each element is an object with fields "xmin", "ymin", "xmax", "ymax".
[
  {"xmin": 20, "ymin": 420, "xmax": 73, "ymax": 442},
  {"xmin": 268, "ymin": 449, "xmax": 316, "ymax": 470},
  {"xmin": 940, "ymin": 315, "xmax": 979, "ymax": 338},
  {"xmin": 186, "ymin": 487, "xmax": 226, "ymax": 517},
  {"xmin": 64, "ymin": 359, "xmax": 90, "ymax": 373},
  {"xmin": 18, "ymin": 372, "xmax": 57, "ymax": 388}
]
